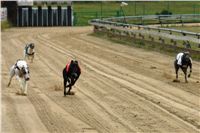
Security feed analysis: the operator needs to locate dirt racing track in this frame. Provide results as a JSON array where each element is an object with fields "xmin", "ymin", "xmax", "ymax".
[{"xmin": 1, "ymin": 27, "xmax": 200, "ymax": 133}]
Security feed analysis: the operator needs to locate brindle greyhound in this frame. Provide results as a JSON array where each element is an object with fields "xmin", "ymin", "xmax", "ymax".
[
  {"xmin": 174, "ymin": 52, "xmax": 192, "ymax": 83},
  {"xmin": 63, "ymin": 60, "xmax": 81, "ymax": 96}
]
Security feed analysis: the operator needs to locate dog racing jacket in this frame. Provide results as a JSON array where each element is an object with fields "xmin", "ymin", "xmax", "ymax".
[
  {"xmin": 176, "ymin": 52, "xmax": 184, "ymax": 66},
  {"xmin": 65, "ymin": 61, "xmax": 81, "ymax": 75}
]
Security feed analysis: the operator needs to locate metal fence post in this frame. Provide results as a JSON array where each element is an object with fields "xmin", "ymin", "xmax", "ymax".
[{"xmin": 17, "ymin": 7, "xmax": 19, "ymax": 26}]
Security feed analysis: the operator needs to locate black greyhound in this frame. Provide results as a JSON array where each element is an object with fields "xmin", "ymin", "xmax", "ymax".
[
  {"xmin": 174, "ymin": 52, "xmax": 192, "ymax": 83},
  {"xmin": 63, "ymin": 60, "xmax": 81, "ymax": 96}
]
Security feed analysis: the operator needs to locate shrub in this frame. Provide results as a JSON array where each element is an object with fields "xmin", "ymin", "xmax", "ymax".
[
  {"xmin": 138, "ymin": 41, "xmax": 145, "ymax": 46},
  {"xmin": 156, "ymin": 10, "xmax": 172, "ymax": 15}
]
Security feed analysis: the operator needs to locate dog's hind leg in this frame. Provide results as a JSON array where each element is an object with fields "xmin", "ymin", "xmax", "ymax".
[
  {"xmin": 7, "ymin": 65, "xmax": 15, "ymax": 87},
  {"xmin": 182, "ymin": 68, "xmax": 188, "ymax": 83},
  {"xmin": 174, "ymin": 61, "xmax": 179, "ymax": 80},
  {"xmin": 176, "ymin": 67, "xmax": 179, "ymax": 80},
  {"xmin": 7, "ymin": 77, "xmax": 13, "ymax": 87},
  {"xmin": 8, "ymin": 75, "xmax": 13, "ymax": 87},
  {"xmin": 185, "ymin": 74, "xmax": 188, "ymax": 83},
  {"xmin": 63, "ymin": 78, "xmax": 67, "ymax": 96}
]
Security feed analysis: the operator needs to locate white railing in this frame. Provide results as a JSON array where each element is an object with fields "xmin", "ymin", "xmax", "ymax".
[{"xmin": 89, "ymin": 14, "xmax": 200, "ymax": 43}]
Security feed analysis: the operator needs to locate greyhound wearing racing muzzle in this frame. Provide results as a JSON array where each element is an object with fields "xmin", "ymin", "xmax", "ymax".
[
  {"xmin": 7, "ymin": 59, "xmax": 30, "ymax": 96},
  {"xmin": 63, "ymin": 60, "xmax": 81, "ymax": 96},
  {"xmin": 24, "ymin": 43, "xmax": 35, "ymax": 63}
]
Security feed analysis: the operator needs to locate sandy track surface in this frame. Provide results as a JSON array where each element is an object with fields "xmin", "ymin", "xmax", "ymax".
[{"xmin": 1, "ymin": 27, "xmax": 200, "ymax": 133}]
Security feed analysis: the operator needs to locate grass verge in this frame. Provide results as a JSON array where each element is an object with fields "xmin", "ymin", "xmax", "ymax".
[
  {"xmin": 1, "ymin": 20, "xmax": 12, "ymax": 31},
  {"xmin": 90, "ymin": 31, "xmax": 200, "ymax": 61}
]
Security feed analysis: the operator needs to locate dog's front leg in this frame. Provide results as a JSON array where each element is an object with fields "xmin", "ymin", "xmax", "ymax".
[
  {"xmin": 67, "ymin": 85, "xmax": 72, "ymax": 94},
  {"xmin": 31, "ymin": 54, "xmax": 34, "ymax": 63},
  {"xmin": 23, "ymin": 50, "xmax": 27, "ymax": 60},
  {"xmin": 32, "ymin": 52, "xmax": 35, "ymax": 62},
  {"xmin": 66, "ymin": 78, "xmax": 72, "ymax": 95},
  {"xmin": 18, "ymin": 78, "xmax": 25, "ymax": 94},
  {"xmin": 23, "ymin": 80, "xmax": 28, "ymax": 95}
]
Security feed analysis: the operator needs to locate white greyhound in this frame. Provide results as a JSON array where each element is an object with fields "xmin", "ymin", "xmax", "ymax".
[
  {"xmin": 7, "ymin": 59, "xmax": 30, "ymax": 96},
  {"xmin": 24, "ymin": 43, "xmax": 35, "ymax": 63}
]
